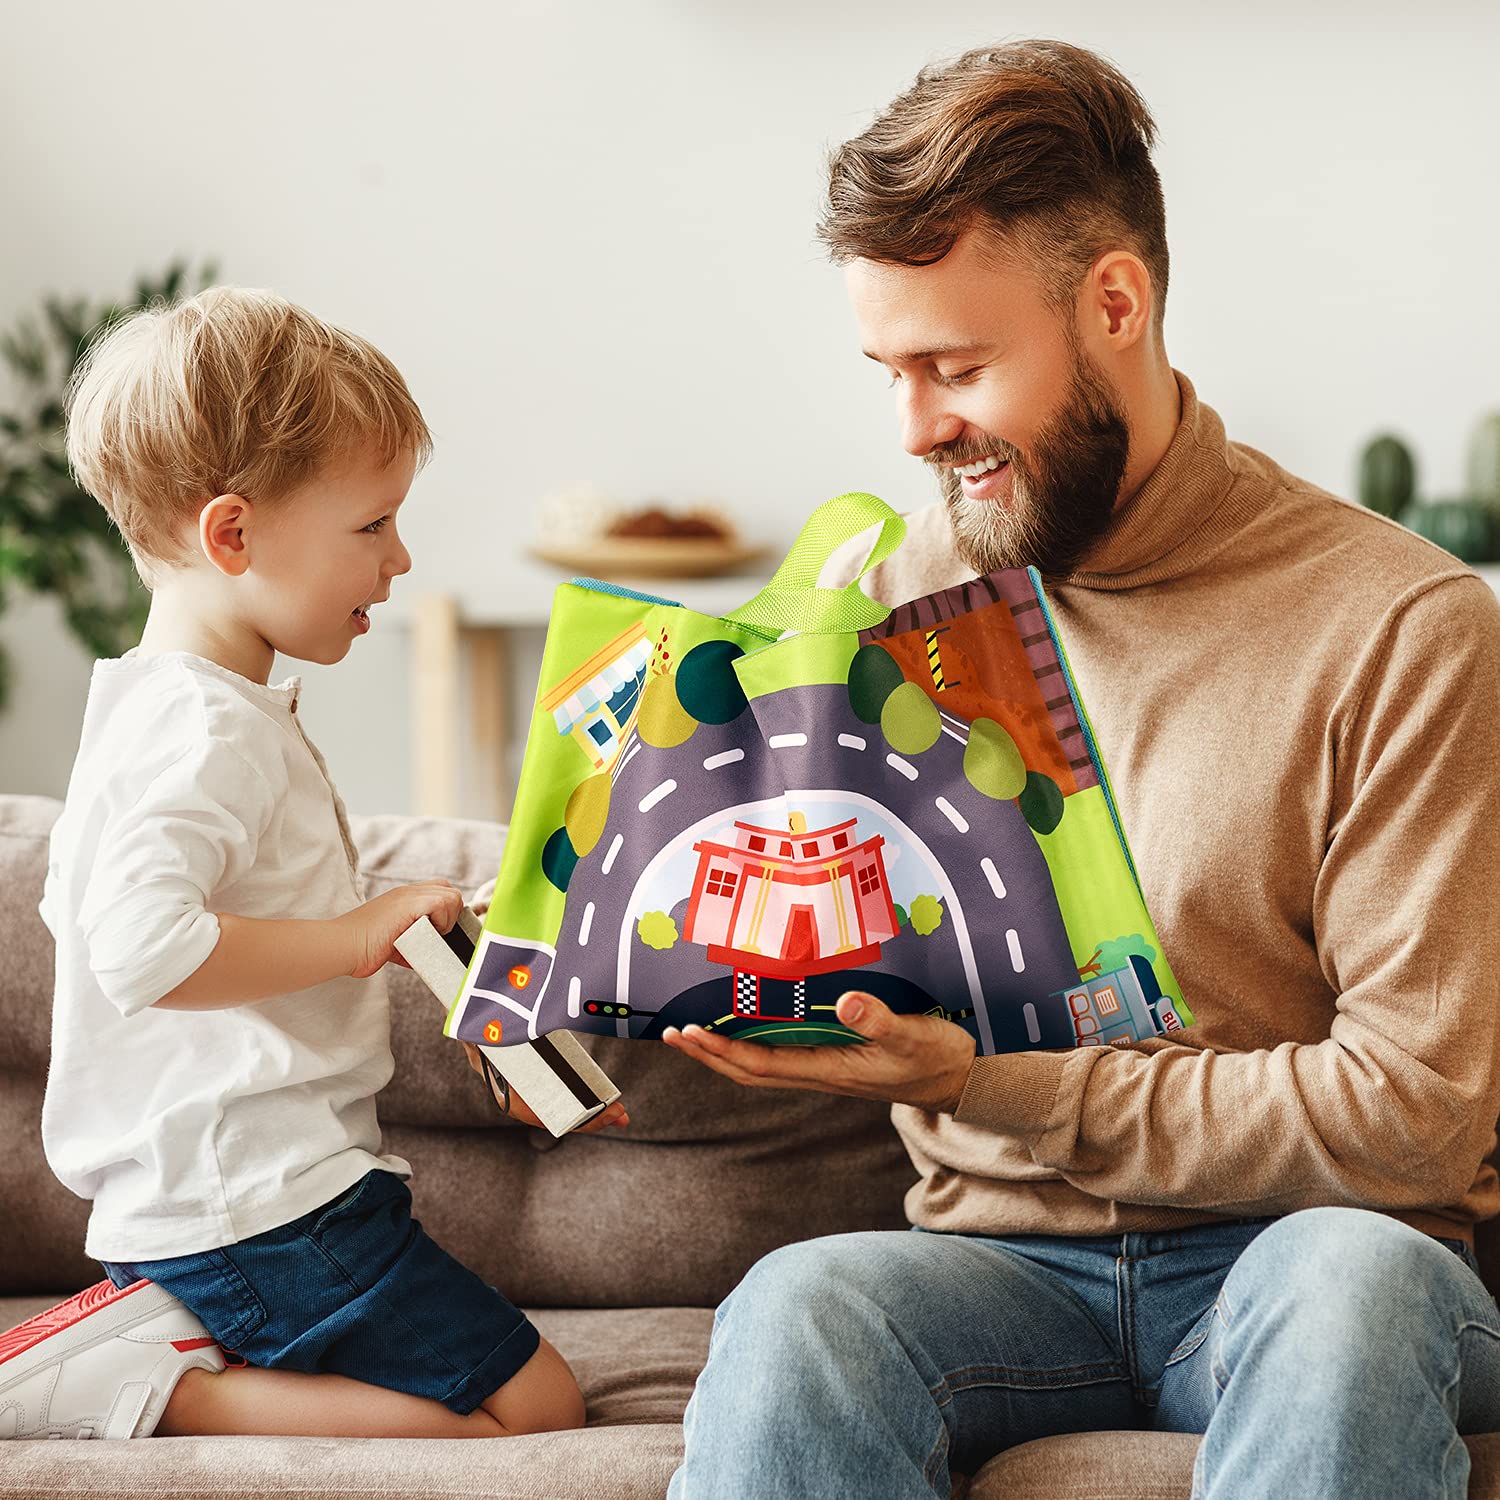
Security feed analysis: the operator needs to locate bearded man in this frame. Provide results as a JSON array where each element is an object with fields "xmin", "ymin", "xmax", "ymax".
[{"xmin": 663, "ymin": 37, "xmax": 1500, "ymax": 1500}]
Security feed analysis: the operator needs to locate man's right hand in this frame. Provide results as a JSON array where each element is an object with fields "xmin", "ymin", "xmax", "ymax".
[{"xmin": 338, "ymin": 880, "xmax": 466, "ymax": 979}]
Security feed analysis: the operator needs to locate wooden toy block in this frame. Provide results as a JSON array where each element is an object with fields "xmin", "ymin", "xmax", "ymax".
[{"xmin": 393, "ymin": 907, "xmax": 621, "ymax": 1138}]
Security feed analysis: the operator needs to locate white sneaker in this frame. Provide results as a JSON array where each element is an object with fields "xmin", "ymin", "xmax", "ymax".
[{"xmin": 0, "ymin": 1277, "xmax": 229, "ymax": 1439}]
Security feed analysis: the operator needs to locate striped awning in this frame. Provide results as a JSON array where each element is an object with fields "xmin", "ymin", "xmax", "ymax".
[{"xmin": 552, "ymin": 636, "xmax": 654, "ymax": 735}]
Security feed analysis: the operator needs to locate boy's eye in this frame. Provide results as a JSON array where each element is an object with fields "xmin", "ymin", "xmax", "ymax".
[{"xmin": 362, "ymin": 516, "xmax": 389, "ymax": 534}]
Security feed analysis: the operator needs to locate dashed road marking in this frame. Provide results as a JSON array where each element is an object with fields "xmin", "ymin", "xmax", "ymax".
[
  {"xmin": 981, "ymin": 858, "xmax": 1007, "ymax": 899},
  {"xmin": 639, "ymin": 779, "xmax": 677, "ymax": 812},
  {"xmin": 704, "ymin": 748, "xmax": 744, "ymax": 770},
  {"xmin": 838, "ymin": 733, "xmax": 867, "ymax": 750},
  {"xmin": 601, "ymin": 834, "xmax": 624, "ymax": 874},
  {"xmin": 1006, "ymin": 928, "xmax": 1026, "ymax": 973},
  {"xmin": 887, "ymin": 754, "xmax": 918, "ymax": 781},
  {"xmin": 936, "ymin": 797, "xmax": 969, "ymax": 833}
]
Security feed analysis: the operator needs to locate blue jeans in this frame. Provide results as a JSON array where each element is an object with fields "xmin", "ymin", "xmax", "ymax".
[{"xmin": 668, "ymin": 1207, "xmax": 1500, "ymax": 1498}]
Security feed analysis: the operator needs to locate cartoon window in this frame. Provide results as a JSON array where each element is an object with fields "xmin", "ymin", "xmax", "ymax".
[
  {"xmin": 706, "ymin": 867, "xmax": 739, "ymax": 899},
  {"xmin": 857, "ymin": 865, "xmax": 880, "ymax": 895},
  {"xmin": 587, "ymin": 720, "xmax": 613, "ymax": 746},
  {"xmin": 1094, "ymin": 985, "xmax": 1121, "ymax": 1016},
  {"xmin": 802, "ymin": 842, "xmax": 820, "ymax": 858},
  {"xmin": 748, "ymin": 835, "xmax": 767, "ymax": 853},
  {"xmin": 832, "ymin": 831, "xmax": 850, "ymax": 850},
  {"xmin": 606, "ymin": 676, "xmax": 641, "ymax": 722},
  {"xmin": 780, "ymin": 840, "xmax": 793, "ymax": 856}
]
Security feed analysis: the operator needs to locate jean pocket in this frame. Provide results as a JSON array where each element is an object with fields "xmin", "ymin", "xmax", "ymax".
[
  {"xmin": 308, "ymin": 1172, "xmax": 379, "ymax": 1239},
  {"xmin": 198, "ymin": 1247, "xmax": 269, "ymax": 1350},
  {"xmin": 1164, "ymin": 1303, "xmax": 1218, "ymax": 1368}
]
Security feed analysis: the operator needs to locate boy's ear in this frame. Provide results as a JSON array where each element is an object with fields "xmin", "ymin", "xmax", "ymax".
[{"xmin": 199, "ymin": 494, "xmax": 253, "ymax": 577}]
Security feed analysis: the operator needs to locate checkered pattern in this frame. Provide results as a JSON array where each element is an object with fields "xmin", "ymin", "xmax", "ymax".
[{"xmin": 735, "ymin": 973, "xmax": 759, "ymax": 1016}]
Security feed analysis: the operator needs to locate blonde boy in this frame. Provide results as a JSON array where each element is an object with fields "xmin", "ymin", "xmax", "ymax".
[{"xmin": 0, "ymin": 288, "xmax": 624, "ymax": 1442}]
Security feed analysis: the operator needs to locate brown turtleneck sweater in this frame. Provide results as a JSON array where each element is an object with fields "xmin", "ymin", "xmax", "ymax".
[{"xmin": 829, "ymin": 370, "xmax": 1500, "ymax": 1246}]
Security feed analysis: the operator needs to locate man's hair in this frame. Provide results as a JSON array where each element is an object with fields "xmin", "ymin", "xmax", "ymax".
[
  {"xmin": 818, "ymin": 39, "xmax": 1169, "ymax": 328},
  {"xmin": 66, "ymin": 286, "xmax": 433, "ymax": 584}
]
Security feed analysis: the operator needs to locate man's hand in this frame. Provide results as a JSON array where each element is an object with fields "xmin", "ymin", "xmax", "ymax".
[
  {"xmin": 460, "ymin": 1041, "xmax": 630, "ymax": 1133},
  {"xmin": 662, "ymin": 990, "xmax": 976, "ymax": 1114},
  {"xmin": 336, "ymin": 880, "xmax": 466, "ymax": 979}
]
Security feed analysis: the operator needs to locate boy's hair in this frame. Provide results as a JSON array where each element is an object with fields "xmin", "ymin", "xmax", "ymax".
[
  {"xmin": 66, "ymin": 286, "xmax": 433, "ymax": 584},
  {"xmin": 818, "ymin": 39, "xmax": 1169, "ymax": 329}
]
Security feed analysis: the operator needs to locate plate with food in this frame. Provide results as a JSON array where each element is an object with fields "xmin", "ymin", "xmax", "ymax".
[{"xmin": 529, "ymin": 500, "xmax": 771, "ymax": 580}]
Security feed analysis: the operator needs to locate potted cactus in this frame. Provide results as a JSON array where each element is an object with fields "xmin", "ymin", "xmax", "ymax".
[
  {"xmin": 1358, "ymin": 433, "xmax": 1416, "ymax": 519},
  {"xmin": 1356, "ymin": 426, "xmax": 1498, "ymax": 564},
  {"xmin": 1467, "ymin": 411, "xmax": 1500, "ymax": 520}
]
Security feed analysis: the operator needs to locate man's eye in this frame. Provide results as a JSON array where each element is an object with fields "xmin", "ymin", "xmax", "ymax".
[
  {"xmin": 362, "ymin": 516, "xmax": 389, "ymax": 534},
  {"xmin": 938, "ymin": 367, "xmax": 981, "ymax": 386}
]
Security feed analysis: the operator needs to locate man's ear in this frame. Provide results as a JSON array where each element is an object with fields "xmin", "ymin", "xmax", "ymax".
[
  {"xmin": 1086, "ymin": 250, "xmax": 1154, "ymax": 350},
  {"xmin": 198, "ymin": 494, "xmax": 253, "ymax": 577}
]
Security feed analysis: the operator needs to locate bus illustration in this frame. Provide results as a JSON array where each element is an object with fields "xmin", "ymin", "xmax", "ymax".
[{"xmin": 1054, "ymin": 954, "xmax": 1183, "ymax": 1046}]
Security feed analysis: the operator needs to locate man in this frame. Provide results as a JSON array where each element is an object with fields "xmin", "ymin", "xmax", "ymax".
[{"xmin": 663, "ymin": 38, "xmax": 1500, "ymax": 1499}]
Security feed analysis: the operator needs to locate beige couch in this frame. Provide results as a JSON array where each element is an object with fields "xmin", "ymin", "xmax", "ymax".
[{"xmin": 5, "ymin": 791, "xmax": 1500, "ymax": 1499}]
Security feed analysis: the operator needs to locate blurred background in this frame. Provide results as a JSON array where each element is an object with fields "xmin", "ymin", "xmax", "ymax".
[{"xmin": 3, "ymin": 0, "xmax": 1497, "ymax": 821}]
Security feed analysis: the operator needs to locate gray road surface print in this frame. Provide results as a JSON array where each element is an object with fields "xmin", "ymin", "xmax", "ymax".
[{"xmin": 512, "ymin": 678, "xmax": 1084, "ymax": 1054}]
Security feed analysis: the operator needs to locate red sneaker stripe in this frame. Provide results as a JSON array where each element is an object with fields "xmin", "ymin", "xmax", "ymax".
[
  {"xmin": 0, "ymin": 1278, "xmax": 150, "ymax": 1367},
  {"xmin": 170, "ymin": 1337, "xmax": 218, "ymax": 1353}
]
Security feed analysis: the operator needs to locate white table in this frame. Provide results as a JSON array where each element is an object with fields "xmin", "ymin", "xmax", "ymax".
[{"xmin": 403, "ymin": 560, "xmax": 1500, "ymax": 821}]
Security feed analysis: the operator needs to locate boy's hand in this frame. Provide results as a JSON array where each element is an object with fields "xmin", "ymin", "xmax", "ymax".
[
  {"xmin": 460, "ymin": 1041, "xmax": 629, "ymax": 1133},
  {"xmin": 338, "ymin": 881, "xmax": 466, "ymax": 979}
]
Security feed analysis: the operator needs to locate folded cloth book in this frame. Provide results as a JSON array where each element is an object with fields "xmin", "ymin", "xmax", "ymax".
[{"xmin": 444, "ymin": 492, "xmax": 1192, "ymax": 1057}]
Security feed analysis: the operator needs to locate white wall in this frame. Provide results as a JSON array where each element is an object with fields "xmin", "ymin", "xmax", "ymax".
[{"xmin": 3, "ymin": 0, "xmax": 1496, "ymax": 815}]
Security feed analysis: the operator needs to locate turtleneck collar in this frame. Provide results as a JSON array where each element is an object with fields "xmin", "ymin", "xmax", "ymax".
[{"xmin": 1056, "ymin": 369, "xmax": 1268, "ymax": 591}]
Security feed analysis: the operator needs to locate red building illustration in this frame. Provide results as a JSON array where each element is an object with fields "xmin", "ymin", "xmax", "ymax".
[{"xmin": 682, "ymin": 813, "xmax": 899, "ymax": 1021}]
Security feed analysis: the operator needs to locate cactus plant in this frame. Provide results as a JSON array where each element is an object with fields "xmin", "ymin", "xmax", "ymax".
[
  {"xmin": 1358, "ymin": 433, "xmax": 1416, "ymax": 518},
  {"xmin": 1466, "ymin": 411, "xmax": 1500, "ymax": 516},
  {"xmin": 1399, "ymin": 499, "xmax": 1495, "ymax": 564}
]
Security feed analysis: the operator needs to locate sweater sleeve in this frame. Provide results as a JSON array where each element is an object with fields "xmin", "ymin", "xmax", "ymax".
[
  {"xmin": 78, "ymin": 738, "xmax": 281, "ymax": 1018},
  {"xmin": 949, "ymin": 572, "xmax": 1500, "ymax": 1217}
]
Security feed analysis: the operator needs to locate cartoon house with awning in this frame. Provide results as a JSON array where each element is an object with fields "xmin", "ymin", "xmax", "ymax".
[
  {"xmin": 682, "ymin": 812, "xmax": 899, "ymax": 1020},
  {"xmin": 543, "ymin": 625, "xmax": 655, "ymax": 772}
]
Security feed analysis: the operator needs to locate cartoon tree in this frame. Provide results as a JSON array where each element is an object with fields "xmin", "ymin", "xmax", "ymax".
[
  {"xmin": 1080, "ymin": 933, "xmax": 1156, "ymax": 977},
  {"xmin": 637, "ymin": 911, "xmax": 679, "ymax": 950},
  {"xmin": 909, "ymin": 895, "xmax": 944, "ymax": 936}
]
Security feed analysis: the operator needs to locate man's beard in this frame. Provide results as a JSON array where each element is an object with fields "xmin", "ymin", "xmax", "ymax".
[{"xmin": 932, "ymin": 345, "xmax": 1131, "ymax": 578}]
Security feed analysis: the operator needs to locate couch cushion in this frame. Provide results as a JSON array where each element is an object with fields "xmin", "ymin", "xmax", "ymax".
[
  {"xmin": 7, "ymin": 1293, "xmax": 1500, "ymax": 1499},
  {"xmin": 0, "ymin": 1295, "xmax": 700, "ymax": 1499},
  {"xmin": 963, "ymin": 1429, "xmax": 1500, "ymax": 1500}
]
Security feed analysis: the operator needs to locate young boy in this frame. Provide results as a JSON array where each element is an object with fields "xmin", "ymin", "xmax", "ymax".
[{"xmin": 0, "ymin": 287, "xmax": 625, "ymax": 1442}]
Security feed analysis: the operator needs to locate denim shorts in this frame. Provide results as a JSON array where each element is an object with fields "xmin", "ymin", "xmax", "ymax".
[{"xmin": 100, "ymin": 1169, "xmax": 539, "ymax": 1415}]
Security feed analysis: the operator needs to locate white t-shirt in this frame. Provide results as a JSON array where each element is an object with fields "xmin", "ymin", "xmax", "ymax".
[{"xmin": 39, "ymin": 649, "xmax": 412, "ymax": 1261}]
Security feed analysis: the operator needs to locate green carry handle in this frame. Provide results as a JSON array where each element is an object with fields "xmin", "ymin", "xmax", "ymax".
[{"xmin": 721, "ymin": 492, "xmax": 906, "ymax": 638}]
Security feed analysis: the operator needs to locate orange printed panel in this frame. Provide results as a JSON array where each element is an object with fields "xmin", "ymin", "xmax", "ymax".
[{"xmin": 879, "ymin": 608, "xmax": 1081, "ymax": 797}]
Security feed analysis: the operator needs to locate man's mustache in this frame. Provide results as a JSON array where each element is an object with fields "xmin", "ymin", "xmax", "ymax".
[{"xmin": 925, "ymin": 436, "xmax": 1019, "ymax": 470}]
